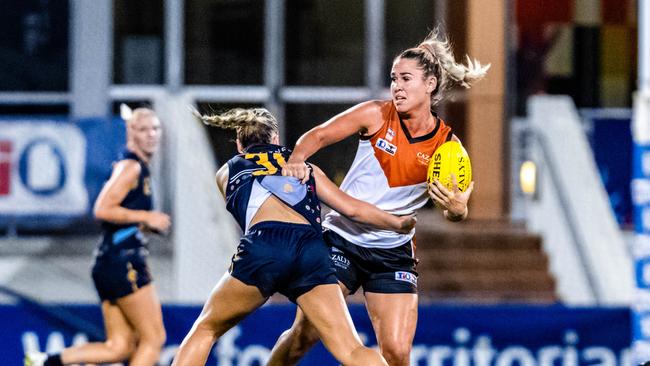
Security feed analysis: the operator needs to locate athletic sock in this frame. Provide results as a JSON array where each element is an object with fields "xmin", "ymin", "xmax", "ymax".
[{"xmin": 44, "ymin": 353, "xmax": 63, "ymax": 366}]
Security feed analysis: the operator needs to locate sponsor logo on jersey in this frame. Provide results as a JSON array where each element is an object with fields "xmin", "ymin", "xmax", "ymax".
[
  {"xmin": 395, "ymin": 271, "xmax": 417, "ymax": 286},
  {"xmin": 416, "ymin": 151, "xmax": 431, "ymax": 166},
  {"xmin": 143, "ymin": 177, "xmax": 152, "ymax": 195},
  {"xmin": 386, "ymin": 128, "xmax": 395, "ymax": 141},
  {"xmin": 330, "ymin": 247, "xmax": 350, "ymax": 269},
  {"xmin": 376, "ymin": 138, "xmax": 397, "ymax": 156}
]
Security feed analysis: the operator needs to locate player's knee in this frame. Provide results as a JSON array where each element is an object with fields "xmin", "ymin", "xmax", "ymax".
[
  {"xmin": 348, "ymin": 345, "xmax": 388, "ymax": 366},
  {"xmin": 380, "ymin": 341, "xmax": 411, "ymax": 365},
  {"xmin": 151, "ymin": 330, "xmax": 167, "ymax": 350},
  {"xmin": 292, "ymin": 322, "xmax": 320, "ymax": 351},
  {"xmin": 140, "ymin": 326, "xmax": 167, "ymax": 350},
  {"xmin": 156, "ymin": 327, "xmax": 168, "ymax": 347},
  {"xmin": 198, "ymin": 313, "xmax": 237, "ymax": 339},
  {"xmin": 277, "ymin": 323, "xmax": 320, "ymax": 362},
  {"xmin": 106, "ymin": 336, "xmax": 136, "ymax": 361}
]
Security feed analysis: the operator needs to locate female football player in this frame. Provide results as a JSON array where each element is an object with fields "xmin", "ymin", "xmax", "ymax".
[
  {"xmin": 171, "ymin": 107, "xmax": 416, "ymax": 366},
  {"xmin": 268, "ymin": 29, "xmax": 487, "ymax": 366},
  {"xmin": 26, "ymin": 108, "xmax": 170, "ymax": 366}
]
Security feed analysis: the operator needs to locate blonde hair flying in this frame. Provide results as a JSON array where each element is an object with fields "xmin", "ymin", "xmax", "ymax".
[
  {"xmin": 191, "ymin": 107, "xmax": 279, "ymax": 149},
  {"xmin": 398, "ymin": 28, "xmax": 490, "ymax": 105}
]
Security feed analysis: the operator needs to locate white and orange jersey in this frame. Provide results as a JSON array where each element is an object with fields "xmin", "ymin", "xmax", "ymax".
[{"xmin": 323, "ymin": 100, "xmax": 452, "ymax": 249}]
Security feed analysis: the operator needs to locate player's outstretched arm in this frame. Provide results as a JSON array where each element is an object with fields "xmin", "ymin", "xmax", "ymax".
[
  {"xmin": 283, "ymin": 101, "xmax": 385, "ymax": 183},
  {"xmin": 310, "ymin": 164, "xmax": 416, "ymax": 233}
]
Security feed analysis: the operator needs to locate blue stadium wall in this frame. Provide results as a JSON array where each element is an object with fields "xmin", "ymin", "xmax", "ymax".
[{"xmin": 4, "ymin": 303, "xmax": 632, "ymax": 366}]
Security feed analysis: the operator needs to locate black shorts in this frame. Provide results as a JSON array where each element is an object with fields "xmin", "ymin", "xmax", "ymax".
[
  {"xmin": 92, "ymin": 247, "xmax": 152, "ymax": 303},
  {"xmin": 325, "ymin": 230, "xmax": 418, "ymax": 295},
  {"xmin": 229, "ymin": 221, "xmax": 338, "ymax": 303}
]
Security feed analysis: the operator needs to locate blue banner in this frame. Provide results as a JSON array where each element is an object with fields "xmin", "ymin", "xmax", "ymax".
[
  {"xmin": 585, "ymin": 111, "xmax": 633, "ymax": 226},
  {"xmin": 3, "ymin": 303, "xmax": 631, "ymax": 366},
  {"xmin": 0, "ymin": 116, "xmax": 125, "ymax": 232},
  {"xmin": 632, "ymin": 142, "xmax": 650, "ymax": 362}
]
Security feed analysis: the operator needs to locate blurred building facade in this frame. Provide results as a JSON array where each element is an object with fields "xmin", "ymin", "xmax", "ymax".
[{"xmin": 0, "ymin": 0, "xmax": 639, "ymax": 306}]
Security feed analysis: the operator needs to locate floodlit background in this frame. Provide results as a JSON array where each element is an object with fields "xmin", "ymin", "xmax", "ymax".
[{"xmin": 0, "ymin": 0, "xmax": 645, "ymax": 365}]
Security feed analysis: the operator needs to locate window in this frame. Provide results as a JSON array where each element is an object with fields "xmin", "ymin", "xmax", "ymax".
[
  {"xmin": 384, "ymin": 0, "xmax": 436, "ymax": 86},
  {"xmin": 113, "ymin": 0, "xmax": 164, "ymax": 84},
  {"xmin": 286, "ymin": 0, "xmax": 364, "ymax": 86},
  {"xmin": 185, "ymin": 0, "xmax": 264, "ymax": 85},
  {"xmin": 285, "ymin": 103, "xmax": 358, "ymax": 182},
  {"xmin": 0, "ymin": 0, "xmax": 69, "ymax": 91}
]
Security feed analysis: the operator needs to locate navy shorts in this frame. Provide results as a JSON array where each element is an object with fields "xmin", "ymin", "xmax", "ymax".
[
  {"xmin": 229, "ymin": 221, "xmax": 337, "ymax": 303},
  {"xmin": 325, "ymin": 230, "xmax": 418, "ymax": 295},
  {"xmin": 92, "ymin": 246, "xmax": 152, "ymax": 303}
]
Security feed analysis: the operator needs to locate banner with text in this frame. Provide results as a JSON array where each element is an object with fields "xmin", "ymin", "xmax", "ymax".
[
  {"xmin": 0, "ymin": 117, "xmax": 125, "ymax": 231},
  {"xmin": 1, "ymin": 303, "xmax": 631, "ymax": 366}
]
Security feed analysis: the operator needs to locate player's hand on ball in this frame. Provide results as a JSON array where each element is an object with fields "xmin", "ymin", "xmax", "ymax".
[
  {"xmin": 428, "ymin": 174, "xmax": 474, "ymax": 217},
  {"xmin": 282, "ymin": 156, "xmax": 311, "ymax": 184}
]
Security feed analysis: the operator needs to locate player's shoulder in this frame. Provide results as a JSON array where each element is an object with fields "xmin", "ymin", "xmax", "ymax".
[
  {"xmin": 348, "ymin": 100, "xmax": 393, "ymax": 133},
  {"xmin": 355, "ymin": 100, "xmax": 392, "ymax": 114},
  {"xmin": 113, "ymin": 158, "xmax": 142, "ymax": 177}
]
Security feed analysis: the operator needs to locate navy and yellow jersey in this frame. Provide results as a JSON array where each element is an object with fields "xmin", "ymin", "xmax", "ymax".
[
  {"xmin": 225, "ymin": 143, "xmax": 322, "ymax": 233},
  {"xmin": 97, "ymin": 150, "xmax": 153, "ymax": 254}
]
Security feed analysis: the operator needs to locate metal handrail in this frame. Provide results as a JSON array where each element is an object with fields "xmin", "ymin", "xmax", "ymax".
[
  {"xmin": 527, "ymin": 126, "xmax": 602, "ymax": 303},
  {"xmin": 0, "ymin": 92, "xmax": 69, "ymax": 105}
]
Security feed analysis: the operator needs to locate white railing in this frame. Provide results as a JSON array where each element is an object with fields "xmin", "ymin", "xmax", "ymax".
[{"xmin": 522, "ymin": 95, "xmax": 633, "ymax": 305}]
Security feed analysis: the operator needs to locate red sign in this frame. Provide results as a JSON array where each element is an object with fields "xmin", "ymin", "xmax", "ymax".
[{"xmin": 0, "ymin": 140, "xmax": 11, "ymax": 196}]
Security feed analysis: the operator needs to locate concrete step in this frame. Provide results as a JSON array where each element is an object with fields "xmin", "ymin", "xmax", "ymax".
[
  {"xmin": 417, "ymin": 248, "xmax": 549, "ymax": 270},
  {"xmin": 413, "ymin": 209, "xmax": 556, "ymax": 303}
]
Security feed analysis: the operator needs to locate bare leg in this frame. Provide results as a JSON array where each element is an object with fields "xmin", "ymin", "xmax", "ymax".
[
  {"xmin": 60, "ymin": 301, "xmax": 136, "ymax": 364},
  {"xmin": 365, "ymin": 292, "xmax": 418, "ymax": 366},
  {"xmin": 268, "ymin": 309, "xmax": 319, "ymax": 366},
  {"xmin": 267, "ymin": 282, "xmax": 350, "ymax": 366},
  {"xmin": 172, "ymin": 273, "xmax": 267, "ymax": 366},
  {"xmin": 296, "ymin": 284, "xmax": 387, "ymax": 366},
  {"xmin": 116, "ymin": 284, "xmax": 166, "ymax": 366}
]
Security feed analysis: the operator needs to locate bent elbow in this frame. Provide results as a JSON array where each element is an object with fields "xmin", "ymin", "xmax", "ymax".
[
  {"xmin": 93, "ymin": 206, "xmax": 108, "ymax": 221},
  {"xmin": 311, "ymin": 127, "xmax": 328, "ymax": 147}
]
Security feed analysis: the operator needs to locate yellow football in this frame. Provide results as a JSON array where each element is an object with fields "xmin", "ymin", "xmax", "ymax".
[{"xmin": 427, "ymin": 141, "xmax": 472, "ymax": 192}]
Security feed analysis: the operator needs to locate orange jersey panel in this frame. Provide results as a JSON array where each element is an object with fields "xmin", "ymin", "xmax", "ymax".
[{"xmin": 367, "ymin": 101, "xmax": 452, "ymax": 188}]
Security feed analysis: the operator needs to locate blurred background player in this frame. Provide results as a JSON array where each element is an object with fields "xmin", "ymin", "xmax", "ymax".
[
  {"xmin": 171, "ymin": 107, "xmax": 416, "ymax": 366},
  {"xmin": 25, "ymin": 108, "xmax": 171, "ymax": 366},
  {"xmin": 269, "ymin": 29, "xmax": 488, "ymax": 366}
]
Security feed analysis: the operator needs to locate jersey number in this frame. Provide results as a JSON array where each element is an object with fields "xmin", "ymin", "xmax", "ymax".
[{"xmin": 245, "ymin": 152, "xmax": 287, "ymax": 176}]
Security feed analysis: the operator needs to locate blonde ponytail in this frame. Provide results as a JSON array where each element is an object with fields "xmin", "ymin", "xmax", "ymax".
[
  {"xmin": 398, "ymin": 28, "xmax": 491, "ymax": 105},
  {"xmin": 191, "ymin": 107, "xmax": 279, "ymax": 149},
  {"xmin": 191, "ymin": 107, "xmax": 278, "ymax": 130}
]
